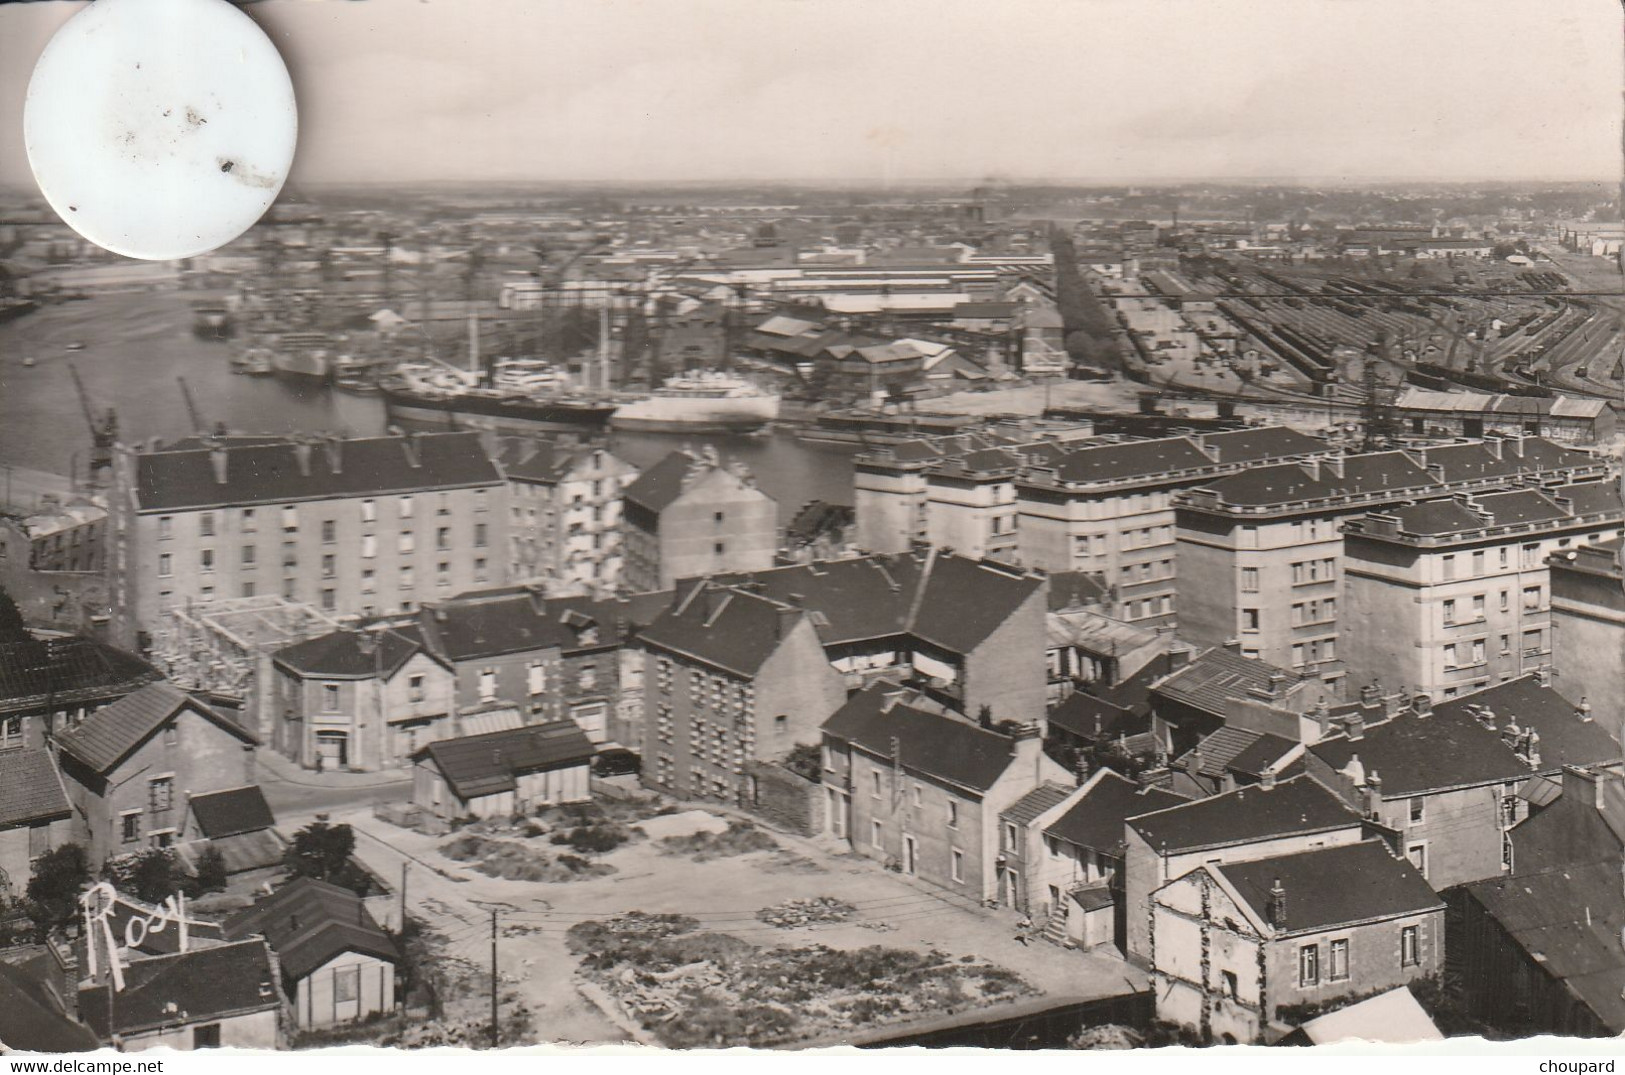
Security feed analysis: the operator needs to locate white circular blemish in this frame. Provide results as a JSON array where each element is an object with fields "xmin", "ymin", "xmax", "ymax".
[{"xmin": 23, "ymin": 0, "xmax": 297, "ymax": 261}]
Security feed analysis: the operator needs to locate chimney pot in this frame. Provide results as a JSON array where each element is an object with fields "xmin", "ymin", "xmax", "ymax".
[
  {"xmin": 1578, "ymin": 698, "xmax": 1594, "ymax": 722},
  {"xmin": 1268, "ymin": 878, "xmax": 1287, "ymax": 930},
  {"xmin": 293, "ymin": 440, "xmax": 313, "ymax": 477},
  {"xmin": 210, "ymin": 446, "xmax": 228, "ymax": 485},
  {"xmin": 1346, "ymin": 713, "xmax": 1365, "ymax": 741}
]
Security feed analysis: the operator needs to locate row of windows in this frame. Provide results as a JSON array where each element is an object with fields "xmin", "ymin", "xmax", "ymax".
[
  {"xmin": 1119, "ymin": 559, "xmax": 1174, "ymax": 584},
  {"xmin": 868, "ymin": 821, "xmax": 966, "ymax": 883},
  {"xmin": 1443, "ymin": 630, "xmax": 1543, "ymax": 669},
  {"xmin": 1295, "ymin": 925, "xmax": 1421, "ymax": 990},
  {"xmin": 1290, "ymin": 638, "xmax": 1336, "ymax": 667},
  {"xmin": 1288, "ymin": 558, "xmax": 1336, "ymax": 586},
  {"xmin": 160, "ymin": 551, "xmax": 481, "ymax": 585},
  {"xmin": 154, "ymin": 494, "xmax": 484, "ymax": 540},
  {"xmin": 1290, "ymin": 598, "xmax": 1337, "ymax": 627}
]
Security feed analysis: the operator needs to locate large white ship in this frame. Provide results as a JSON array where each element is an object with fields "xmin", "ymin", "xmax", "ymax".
[{"xmin": 609, "ymin": 370, "xmax": 780, "ymax": 433}]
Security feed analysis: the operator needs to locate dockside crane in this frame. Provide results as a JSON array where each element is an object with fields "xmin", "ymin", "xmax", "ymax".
[{"xmin": 69, "ymin": 363, "xmax": 117, "ymax": 481}]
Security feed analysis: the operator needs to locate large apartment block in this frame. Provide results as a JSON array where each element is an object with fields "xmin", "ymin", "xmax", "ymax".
[
  {"xmin": 621, "ymin": 448, "xmax": 777, "ymax": 591},
  {"xmin": 108, "ymin": 431, "xmax": 508, "ymax": 649},
  {"xmin": 498, "ymin": 439, "xmax": 638, "ymax": 591},
  {"xmin": 1342, "ymin": 482, "xmax": 1624, "ymax": 700},
  {"xmin": 1548, "ymin": 539, "xmax": 1625, "ymax": 742}
]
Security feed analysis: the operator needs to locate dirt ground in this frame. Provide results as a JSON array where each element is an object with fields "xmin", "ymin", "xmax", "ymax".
[{"xmin": 320, "ymin": 803, "xmax": 1147, "ymax": 1046}]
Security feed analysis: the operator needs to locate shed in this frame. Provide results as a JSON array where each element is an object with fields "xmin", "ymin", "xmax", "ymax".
[{"xmin": 412, "ymin": 721, "xmax": 595, "ymax": 819}]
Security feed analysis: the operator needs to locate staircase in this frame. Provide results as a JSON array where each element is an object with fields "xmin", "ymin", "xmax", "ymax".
[{"xmin": 1040, "ymin": 911, "xmax": 1071, "ymax": 948}]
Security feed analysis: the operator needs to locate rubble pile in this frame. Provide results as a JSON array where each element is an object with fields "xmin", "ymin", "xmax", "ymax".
[{"xmin": 755, "ymin": 896, "xmax": 858, "ymax": 929}]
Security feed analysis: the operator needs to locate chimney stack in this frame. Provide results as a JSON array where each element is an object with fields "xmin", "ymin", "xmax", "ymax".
[
  {"xmin": 1324, "ymin": 454, "xmax": 1345, "ymax": 480},
  {"xmin": 1413, "ymin": 693, "xmax": 1433, "ymax": 718},
  {"xmin": 1267, "ymin": 878, "xmax": 1287, "ymax": 930},
  {"xmin": 209, "ymin": 444, "xmax": 228, "ymax": 485},
  {"xmin": 1359, "ymin": 680, "xmax": 1381, "ymax": 708},
  {"xmin": 1578, "ymin": 697, "xmax": 1594, "ymax": 723},
  {"xmin": 1526, "ymin": 730, "xmax": 1541, "ymax": 769},
  {"xmin": 1346, "ymin": 712, "xmax": 1365, "ymax": 742},
  {"xmin": 1365, "ymin": 770, "xmax": 1383, "ymax": 818},
  {"xmin": 1259, "ymin": 764, "xmax": 1277, "ymax": 790},
  {"xmin": 293, "ymin": 439, "xmax": 313, "ymax": 477},
  {"xmin": 1536, "ymin": 666, "xmax": 1553, "ymax": 687},
  {"xmin": 775, "ymin": 603, "xmax": 799, "ymax": 640},
  {"xmin": 323, "ymin": 435, "xmax": 343, "ymax": 475},
  {"xmin": 49, "ymin": 930, "xmax": 81, "ymax": 1023}
]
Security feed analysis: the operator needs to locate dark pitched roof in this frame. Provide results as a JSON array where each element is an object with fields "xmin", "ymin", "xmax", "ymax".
[
  {"xmin": 638, "ymin": 587, "xmax": 805, "ymax": 678},
  {"xmin": 1214, "ymin": 841, "xmax": 1442, "ymax": 934},
  {"xmin": 1554, "ymin": 480, "xmax": 1625, "ymax": 518},
  {"xmin": 1178, "ymin": 726, "xmax": 1264, "ymax": 778},
  {"xmin": 80, "ymin": 940, "xmax": 281, "ymax": 1038},
  {"xmin": 1046, "ymin": 769, "xmax": 1187, "ymax": 853},
  {"xmin": 1046, "ymin": 570, "xmax": 1112, "ymax": 611},
  {"xmin": 0, "ymin": 749, "xmax": 70, "ymax": 828},
  {"xmin": 1226, "ymin": 733, "xmax": 1302, "ymax": 779},
  {"xmin": 1128, "ymin": 775, "xmax": 1361, "ymax": 854},
  {"xmin": 909, "ymin": 554, "xmax": 1044, "ymax": 654},
  {"xmin": 0, "ymin": 636, "xmax": 161, "ymax": 715},
  {"xmin": 622, "ymin": 450, "xmax": 699, "ymax": 513},
  {"xmin": 1383, "ymin": 498, "xmax": 1488, "ymax": 537},
  {"xmin": 416, "ymin": 721, "xmax": 595, "ymax": 800},
  {"xmin": 55, "ymin": 681, "xmax": 258, "ymax": 774},
  {"xmin": 133, "ymin": 432, "xmax": 501, "ymax": 512},
  {"xmin": 1152, "ymin": 647, "xmax": 1299, "ymax": 720},
  {"xmin": 0, "ymin": 955, "xmax": 98, "ymax": 1052},
  {"xmin": 1477, "ymin": 488, "xmax": 1571, "ymax": 528},
  {"xmin": 1462, "ymin": 861, "xmax": 1625, "ymax": 1033},
  {"xmin": 1312, "ymin": 677, "xmax": 1617, "ymax": 797},
  {"xmin": 273, "ymin": 627, "xmax": 425, "ymax": 678},
  {"xmin": 224, "ymin": 877, "xmax": 399, "ymax": 981},
  {"xmin": 822, "ymin": 686, "xmax": 1020, "ymax": 794},
  {"xmin": 1193, "ymin": 451, "xmax": 1438, "ymax": 508},
  {"xmin": 1045, "ymin": 437, "xmax": 1215, "ymax": 485},
  {"xmin": 1000, "ymin": 782, "xmax": 1073, "ymax": 825},
  {"xmin": 1048, "ymin": 691, "xmax": 1142, "ymax": 744},
  {"xmin": 188, "ymin": 785, "xmax": 276, "ymax": 839},
  {"xmin": 1196, "ymin": 427, "xmax": 1327, "ymax": 464},
  {"xmin": 494, "ymin": 438, "xmax": 574, "ymax": 484},
  {"xmin": 413, "ymin": 593, "xmax": 573, "ymax": 661}
]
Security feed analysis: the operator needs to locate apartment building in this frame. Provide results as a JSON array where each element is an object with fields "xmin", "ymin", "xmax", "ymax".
[
  {"xmin": 1342, "ymin": 483, "xmax": 1624, "ymax": 699},
  {"xmin": 1018, "ymin": 429, "xmax": 1333, "ymax": 627},
  {"xmin": 636, "ymin": 582, "xmax": 847, "ymax": 801},
  {"xmin": 107, "ymin": 432, "xmax": 508, "ymax": 650},
  {"xmin": 1548, "ymin": 539, "xmax": 1624, "ymax": 743},
  {"xmin": 622, "ymin": 448, "xmax": 777, "ymax": 591},
  {"xmin": 497, "ymin": 439, "xmax": 637, "ymax": 591}
]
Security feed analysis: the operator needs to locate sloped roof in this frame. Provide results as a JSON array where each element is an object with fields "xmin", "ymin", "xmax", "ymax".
[
  {"xmin": 622, "ymin": 451, "xmax": 701, "ymax": 514},
  {"xmin": 638, "ymin": 588, "xmax": 805, "ymax": 678},
  {"xmin": 1128, "ymin": 775, "xmax": 1360, "ymax": 854},
  {"xmin": 80, "ymin": 939, "xmax": 281, "ymax": 1038},
  {"xmin": 1044, "ymin": 437, "xmax": 1215, "ymax": 485},
  {"xmin": 0, "ymin": 636, "xmax": 161, "ymax": 715},
  {"xmin": 224, "ymin": 877, "xmax": 400, "ymax": 981},
  {"xmin": 0, "ymin": 748, "xmax": 70, "ymax": 828},
  {"xmin": 1195, "ymin": 427, "xmax": 1328, "ymax": 464},
  {"xmin": 1289, "ymin": 986, "xmax": 1443, "ymax": 1045},
  {"xmin": 1179, "ymin": 726, "xmax": 1265, "ymax": 779},
  {"xmin": 1046, "ymin": 570, "xmax": 1113, "ymax": 612},
  {"xmin": 1046, "ymin": 769, "xmax": 1187, "ymax": 853},
  {"xmin": 133, "ymin": 432, "xmax": 501, "ymax": 512},
  {"xmin": 416, "ymin": 721, "xmax": 595, "ymax": 800},
  {"xmin": 273, "ymin": 627, "xmax": 425, "ymax": 678},
  {"xmin": 1000, "ymin": 782, "xmax": 1074, "ymax": 826},
  {"xmin": 1048, "ymin": 691, "xmax": 1144, "ymax": 744},
  {"xmin": 822, "ymin": 686, "xmax": 1019, "ymax": 794},
  {"xmin": 1152, "ymin": 647, "xmax": 1299, "ymax": 720},
  {"xmin": 55, "ymin": 681, "xmax": 258, "ymax": 774},
  {"xmin": 1215, "ymin": 840, "xmax": 1441, "ymax": 934},
  {"xmin": 188, "ymin": 785, "xmax": 276, "ymax": 839},
  {"xmin": 1226, "ymin": 733, "xmax": 1302, "ymax": 780},
  {"xmin": 1462, "ymin": 860, "xmax": 1625, "ymax": 1033},
  {"xmin": 0, "ymin": 955, "xmax": 99, "ymax": 1052}
]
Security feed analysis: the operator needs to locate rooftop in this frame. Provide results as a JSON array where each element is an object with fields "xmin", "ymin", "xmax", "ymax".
[
  {"xmin": 1152, "ymin": 646, "xmax": 1301, "ymax": 720},
  {"xmin": 132, "ymin": 431, "xmax": 502, "ymax": 512},
  {"xmin": 0, "ymin": 635, "xmax": 161, "ymax": 715},
  {"xmin": 187, "ymin": 785, "xmax": 277, "ymax": 840},
  {"xmin": 1128, "ymin": 775, "xmax": 1361, "ymax": 854},
  {"xmin": 224, "ymin": 877, "xmax": 399, "ymax": 981},
  {"xmin": 0, "ymin": 748, "xmax": 69, "ymax": 829},
  {"xmin": 80, "ymin": 939, "xmax": 281, "ymax": 1039},
  {"xmin": 822, "ymin": 685, "xmax": 1024, "ymax": 794},
  {"xmin": 56, "ymin": 681, "xmax": 258, "ymax": 774},
  {"xmin": 1046, "ymin": 769, "xmax": 1187, "ymax": 854},
  {"xmin": 1214, "ymin": 840, "xmax": 1441, "ymax": 935},
  {"xmin": 415, "ymin": 721, "xmax": 596, "ymax": 800}
]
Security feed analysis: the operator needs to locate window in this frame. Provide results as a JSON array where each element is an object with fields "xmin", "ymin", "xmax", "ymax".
[
  {"xmin": 1240, "ymin": 526, "xmax": 1258, "ymax": 548},
  {"xmin": 1441, "ymin": 554, "xmax": 1456, "ymax": 581},
  {"xmin": 774, "ymin": 714, "xmax": 788, "ymax": 737},
  {"xmin": 199, "ymin": 548, "xmax": 215, "ymax": 573},
  {"xmin": 871, "ymin": 819, "xmax": 883, "ymax": 848},
  {"xmin": 241, "ymin": 508, "xmax": 256, "ymax": 532},
  {"xmin": 950, "ymin": 849, "xmax": 964, "ymax": 883},
  {"xmin": 199, "ymin": 513, "xmax": 215, "ymax": 537},
  {"xmin": 149, "ymin": 777, "xmax": 173, "ymax": 812},
  {"xmin": 1442, "ymin": 599, "xmax": 1456, "ymax": 625},
  {"xmin": 322, "ymin": 553, "xmax": 336, "ymax": 579},
  {"xmin": 1221, "ymin": 970, "xmax": 1239, "ymax": 1000},
  {"xmin": 479, "ymin": 669, "xmax": 498, "ymax": 702},
  {"xmin": 0, "ymin": 716, "xmax": 21, "ymax": 750},
  {"xmin": 158, "ymin": 553, "xmax": 173, "ymax": 577},
  {"xmin": 1443, "ymin": 643, "xmax": 1458, "ymax": 670},
  {"xmin": 437, "ymin": 561, "xmax": 451, "ymax": 586},
  {"xmin": 121, "ymin": 811, "xmax": 142, "ymax": 844},
  {"xmin": 361, "ymin": 499, "xmax": 376, "ymax": 523},
  {"xmin": 241, "ymin": 544, "xmax": 256, "ymax": 566},
  {"xmin": 192, "ymin": 1024, "xmax": 221, "ymax": 1050},
  {"xmin": 474, "ymin": 523, "xmax": 488, "ymax": 548},
  {"xmin": 1401, "ymin": 925, "xmax": 1420, "ymax": 967},
  {"xmin": 322, "ymin": 520, "xmax": 337, "ymax": 544},
  {"xmin": 1499, "ymin": 547, "xmax": 1510, "ymax": 569},
  {"xmin": 1410, "ymin": 797, "xmax": 1425, "ymax": 823},
  {"xmin": 1241, "ymin": 608, "xmax": 1260, "ymax": 632},
  {"xmin": 1003, "ymin": 823, "xmax": 1017, "ymax": 851},
  {"xmin": 1522, "ymin": 586, "xmax": 1541, "ymax": 611},
  {"xmin": 362, "ymin": 534, "xmax": 377, "ymax": 559},
  {"xmin": 474, "ymin": 557, "xmax": 488, "ymax": 582},
  {"xmin": 437, "ymin": 527, "xmax": 451, "ymax": 551},
  {"xmin": 408, "ymin": 674, "xmax": 426, "ymax": 703},
  {"xmin": 361, "ymin": 568, "xmax": 376, "ymax": 594},
  {"xmin": 157, "ymin": 516, "xmax": 173, "ymax": 540},
  {"xmin": 1471, "ymin": 639, "xmax": 1485, "ymax": 665},
  {"xmin": 322, "ymin": 684, "xmax": 341, "ymax": 711},
  {"xmin": 334, "ymin": 966, "xmax": 360, "ymax": 1004},
  {"xmin": 871, "ymin": 770, "xmax": 883, "ymax": 799},
  {"xmin": 714, "ymin": 511, "xmax": 725, "ymax": 523},
  {"xmin": 1407, "ymin": 843, "xmax": 1427, "ymax": 879},
  {"xmin": 1521, "ymin": 543, "xmax": 1539, "ymax": 569},
  {"xmin": 1499, "ymin": 590, "xmax": 1510, "ymax": 612},
  {"xmin": 398, "ymin": 531, "xmax": 416, "ymax": 555},
  {"xmin": 714, "ymin": 541, "xmax": 726, "ymax": 555},
  {"xmin": 282, "ymin": 505, "xmax": 298, "ymax": 532},
  {"xmin": 1298, "ymin": 944, "xmax": 1320, "ymax": 987},
  {"xmin": 399, "ymin": 495, "xmax": 414, "ymax": 519},
  {"xmin": 527, "ymin": 662, "xmax": 546, "ymax": 696},
  {"xmin": 911, "ymin": 784, "xmax": 923, "ymax": 808},
  {"xmin": 1472, "ymin": 550, "xmax": 1485, "ymax": 576},
  {"xmin": 580, "ymin": 663, "xmax": 598, "ymax": 690},
  {"xmin": 948, "ymin": 800, "xmax": 959, "ymax": 829},
  {"xmin": 1472, "ymin": 594, "xmax": 1485, "ymax": 619},
  {"xmin": 1240, "ymin": 567, "xmax": 1259, "ymax": 593},
  {"xmin": 400, "ymin": 564, "xmax": 415, "ymax": 590},
  {"xmin": 1329, "ymin": 939, "xmax": 1349, "ymax": 981},
  {"xmin": 1291, "ymin": 643, "xmax": 1305, "ymax": 668}
]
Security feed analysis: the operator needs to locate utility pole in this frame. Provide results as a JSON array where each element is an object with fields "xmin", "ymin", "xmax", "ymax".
[
  {"xmin": 489, "ymin": 908, "xmax": 499, "ymax": 1049},
  {"xmin": 398, "ymin": 860, "xmax": 407, "ymax": 932}
]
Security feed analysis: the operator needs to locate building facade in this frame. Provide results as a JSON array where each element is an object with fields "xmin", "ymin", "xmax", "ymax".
[
  {"xmin": 621, "ymin": 448, "xmax": 777, "ymax": 592},
  {"xmin": 498, "ymin": 440, "xmax": 637, "ymax": 591},
  {"xmin": 1548, "ymin": 540, "xmax": 1624, "ymax": 744}
]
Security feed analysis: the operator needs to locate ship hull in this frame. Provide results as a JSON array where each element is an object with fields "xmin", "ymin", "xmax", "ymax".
[
  {"xmin": 609, "ymin": 412, "xmax": 773, "ymax": 434},
  {"xmin": 609, "ymin": 394, "xmax": 779, "ymax": 434},
  {"xmin": 381, "ymin": 387, "xmax": 616, "ymax": 434}
]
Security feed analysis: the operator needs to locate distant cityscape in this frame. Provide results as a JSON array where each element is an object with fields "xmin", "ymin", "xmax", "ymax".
[{"xmin": 0, "ymin": 176, "xmax": 1622, "ymax": 1051}]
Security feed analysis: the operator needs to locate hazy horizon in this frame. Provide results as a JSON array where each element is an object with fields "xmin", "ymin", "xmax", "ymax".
[{"xmin": 1, "ymin": 0, "xmax": 1620, "ymax": 189}]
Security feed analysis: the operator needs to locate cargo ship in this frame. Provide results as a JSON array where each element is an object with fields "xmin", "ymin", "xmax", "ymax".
[
  {"xmin": 609, "ymin": 370, "xmax": 780, "ymax": 433},
  {"xmin": 380, "ymin": 364, "xmax": 617, "ymax": 435},
  {"xmin": 269, "ymin": 332, "xmax": 338, "ymax": 383}
]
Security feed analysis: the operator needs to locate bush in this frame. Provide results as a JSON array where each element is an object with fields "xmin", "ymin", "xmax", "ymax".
[
  {"xmin": 24, "ymin": 843, "xmax": 90, "ymax": 933},
  {"xmin": 781, "ymin": 743, "xmax": 822, "ymax": 784},
  {"xmin": 103, "ymin": 847, "xmax": 192, "ymax": 904},
  {"xmin": 193, "ymin": 845, "xmax": 229, "ymax": 894}
]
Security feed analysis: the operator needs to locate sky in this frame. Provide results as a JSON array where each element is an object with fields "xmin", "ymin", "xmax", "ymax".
[{"xmin": 1, "ymin": 0, "xmax": 1620, "ymax": 186}]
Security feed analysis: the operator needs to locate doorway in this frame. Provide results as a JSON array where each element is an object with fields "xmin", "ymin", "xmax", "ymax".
[
  {"xmin": 316, "ymin": 731, "xmax": 349, "ymax": 770},
  {"xmin": 902, "ymin": 835, "xmax": 918, "ymax": 876}
]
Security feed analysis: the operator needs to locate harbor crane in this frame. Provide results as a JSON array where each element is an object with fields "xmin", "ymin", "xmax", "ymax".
[{"xmin": 68, "ymin": 363, "xmax": 117, "ymax": 480}]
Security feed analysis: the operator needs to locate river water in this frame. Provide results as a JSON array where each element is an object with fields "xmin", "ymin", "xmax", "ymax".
[{"xmin": 0, "ymin": 290, "xmax": 858, "ymax": 510}]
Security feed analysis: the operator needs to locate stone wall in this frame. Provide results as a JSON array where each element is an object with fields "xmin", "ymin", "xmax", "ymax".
[{"xmin": 741, "ymin": 760, "xmax": 825, "ymax": 837}]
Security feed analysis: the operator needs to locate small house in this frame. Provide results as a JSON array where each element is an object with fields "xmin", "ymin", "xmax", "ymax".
[{"xmin": 412, "ymin": 721, "xmax": 595, "ymax": 820}]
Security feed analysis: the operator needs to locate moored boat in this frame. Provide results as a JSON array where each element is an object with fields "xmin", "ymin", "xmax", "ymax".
[{"xmin": 609, "ymin": 369, "xmax": 780, "ymax": 433}]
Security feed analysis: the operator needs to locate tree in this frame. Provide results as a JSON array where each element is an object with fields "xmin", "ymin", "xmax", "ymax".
[
  {"xmin": 103, "ymin": 847, "xmax": 190, "ymax": 904},
  {"xmin": 24, "ymin": 843, "xmax": 90, "ymax": 933},
  {"xmin": 193, "ymin": 845, "xmax": 229, "ymax": 894},
  {"xmin": 284, "ymin": 821, "xmax": 357, "ymax": 884}
]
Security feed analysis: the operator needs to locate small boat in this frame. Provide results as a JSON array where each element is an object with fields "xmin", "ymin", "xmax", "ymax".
[
  {"xmin": 22, "ymin": 356, "xmax": 35, "ymax": 368},
  {"xmin": 64, "ymin": 342, "xmax": 85, "ymax": 352},
  {"xmin": 335, "ymin": 376, "xmax": 381, "ymax": 395}
]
